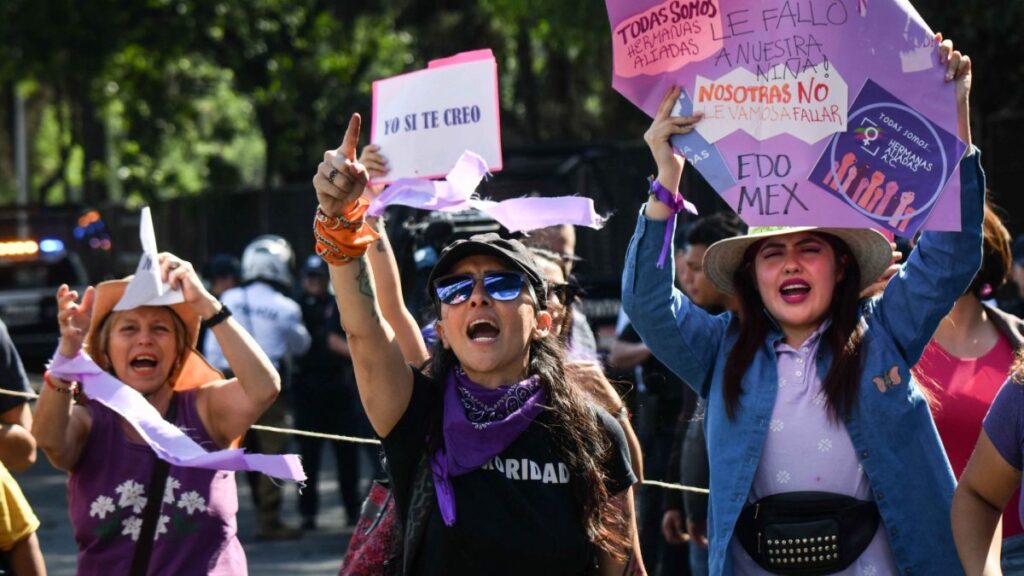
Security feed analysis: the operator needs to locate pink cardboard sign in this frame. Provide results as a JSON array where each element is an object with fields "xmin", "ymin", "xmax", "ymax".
[{"xmin": 370, "ymin": 50, "xmax": 503, "ymax": 185}]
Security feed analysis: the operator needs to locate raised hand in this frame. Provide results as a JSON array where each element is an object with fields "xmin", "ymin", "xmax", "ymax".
[
  {"xmin": 313, "ymin": 113, "xmax": 370, "ymax": 216},
  {"xmin": 158, "ymin": 252, "xmax": 218, "ymax": 317},
  {"xmin": 643, "ymin": 86, "xmax": 703, "ymax": 192},
  {"xmin": 936, "ymin": 33, "xmax": 972, "ymax": 149},
  {"xmin": 56, "ymin": 284, "xmax": 96, "ymax": 357},
  {"xmin": 358, "ymin": 143, "xmax": 390, "ymax": 201}
]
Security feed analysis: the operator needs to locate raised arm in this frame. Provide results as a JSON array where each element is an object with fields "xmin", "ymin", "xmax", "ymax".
[
  {"xmin": 161, "ymin": 253, "xmax": 280, "ymax": 446},
  {"xmin": 158, "ymin": 254, "xmax": 280, "ymax": 449},
  {"xmin": 359, "ymin": 144, "xmax": 430, "ymax": 366},
  {"xmin": 314, "ymin": 115, "xmax": 413, "ymax": 438},
  {"xmin": 871, "ymin": 38, "xmax": 981, "ymax": 364},
  {"xmin": 32, "ymin": 285, "xmax": 94, "ymax": 472},
  {"xmin": 622, "ymin": 87, "xmax": 727, "ymax": 397}
]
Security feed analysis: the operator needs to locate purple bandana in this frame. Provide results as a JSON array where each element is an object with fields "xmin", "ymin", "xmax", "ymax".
[{"xmin": 432, "ymin": 367, "xmax": 547, "ymax": 526}]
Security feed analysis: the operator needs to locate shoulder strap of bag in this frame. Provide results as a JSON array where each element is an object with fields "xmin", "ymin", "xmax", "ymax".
[
  {"xmin": 401, "ymin": 450, "xmax": 434, "ymax": 576},
  {"xmin": 130, "ymin": 393, "xmax": 179, "ymax": 576}
]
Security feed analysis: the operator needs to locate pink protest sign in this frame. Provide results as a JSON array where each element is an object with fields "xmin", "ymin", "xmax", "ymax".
[
  {"xmin": 371, "ymin": 50, "xmax": 502, "ymax": 184},
  {"xmin": 605, "ymin": 0, "xmax": 965, "ymax": 236},
  {"xmin": 612, "ymin": 0, "xmax": 723, "ymax": 77}
]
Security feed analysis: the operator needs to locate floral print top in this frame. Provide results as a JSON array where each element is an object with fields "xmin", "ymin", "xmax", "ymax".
[{"xmin": 69, "ymin": 390, "xmax": 246, "ymax": 575}]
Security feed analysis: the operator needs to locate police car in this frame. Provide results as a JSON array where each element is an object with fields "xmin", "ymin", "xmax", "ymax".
[{"xmin": 0, "ymin": 238, "xmax": 88, "ymax": 369}]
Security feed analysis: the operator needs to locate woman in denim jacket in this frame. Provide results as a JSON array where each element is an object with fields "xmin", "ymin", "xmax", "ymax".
[{"xmin": 623, "ymin": 37, "xmax": 979, "ymax": 575}]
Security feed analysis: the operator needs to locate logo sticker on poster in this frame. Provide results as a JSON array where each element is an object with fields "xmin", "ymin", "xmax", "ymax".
[{"xmin": 808, "ymin": 79, "xmax": 964, "ymax": 237}]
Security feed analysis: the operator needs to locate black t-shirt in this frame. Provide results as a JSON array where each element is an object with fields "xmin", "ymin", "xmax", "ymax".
[
  {"xmin": 0, "ymin": 319, "xmax": 30, "ymax": 415},
  {"xmin": 619, "ymin": 322, "xmax": 694, "ymax": 434},
  {"xmin": 383, "ymin": 369, "xmax": 636, "ymax": 576},
  {"xmin": 297, "ymin": 293, "xmax": 351, "ymax": 378}
]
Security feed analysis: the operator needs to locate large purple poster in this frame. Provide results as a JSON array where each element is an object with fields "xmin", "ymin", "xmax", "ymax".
[{"xmin": 605, "ymin": 0, "xmax": 965, "ymax": 235}]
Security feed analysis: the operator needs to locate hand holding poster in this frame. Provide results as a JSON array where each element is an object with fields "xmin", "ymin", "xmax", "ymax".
[
  {"xmin": 605, "ymin": 0, "xmax": 965, "ymax": 236},
  {"xmin": 371, "ymin": 50, "xmax": 502, "ymax": 184}
]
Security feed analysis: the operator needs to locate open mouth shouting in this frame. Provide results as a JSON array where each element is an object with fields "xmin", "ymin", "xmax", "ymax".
[
  {"xmin": 467, "ymin": 319, "xmax": 501, "ymax": 342},
  {"xmin": 779, "ymin": 279, "xmax": 811, "ymax": 304},
  {"xmin": 128, "ymin": 353, "xmax": 161, "ymax": 376}
]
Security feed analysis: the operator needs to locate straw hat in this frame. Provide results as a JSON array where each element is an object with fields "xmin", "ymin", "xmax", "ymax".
[
  {"xmin": 85, "ymin": 279, "xmax": 223, "ymax": 391},
  {"xmin": 702, "ymin": 226, "xmax": 893, "ymax": 296}
]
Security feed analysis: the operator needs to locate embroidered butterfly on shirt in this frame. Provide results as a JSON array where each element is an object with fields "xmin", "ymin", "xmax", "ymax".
[{"xmin": 872, "ymin": 365, "xmax": 902, "ymax": 393}]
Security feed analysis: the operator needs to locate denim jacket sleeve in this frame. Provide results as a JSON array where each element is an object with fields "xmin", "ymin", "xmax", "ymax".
[
  {"xmin": 621, "ymin": 209, "xmax": 729, "ymax": 398},
  {"xmin": 867, "ymin": 148, "xmax": 985, "ymax": 365}
]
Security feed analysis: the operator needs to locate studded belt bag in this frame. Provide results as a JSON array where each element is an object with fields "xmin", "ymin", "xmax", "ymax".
[{"xmin": 734, "ymin": 491, "xmax": 880, "ymax": 575}]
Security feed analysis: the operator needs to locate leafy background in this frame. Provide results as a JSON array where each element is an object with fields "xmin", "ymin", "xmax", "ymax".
[{"xmin": 0, "ymin": 0, "xmax": 1020, "ymax": 216}]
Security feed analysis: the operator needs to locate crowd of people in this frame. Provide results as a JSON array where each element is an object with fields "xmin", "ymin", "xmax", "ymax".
[{"xmin": 1, "ymin": 34, "xmax": 1022, "ymax": 576}]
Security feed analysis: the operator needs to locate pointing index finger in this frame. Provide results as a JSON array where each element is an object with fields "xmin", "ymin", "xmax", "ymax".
[{"xmin": 339, "ymin": 113, "xmax": 362, "ymax": 162}]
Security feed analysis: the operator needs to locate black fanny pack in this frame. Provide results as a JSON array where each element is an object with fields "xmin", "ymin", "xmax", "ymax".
[{"xmin": 734, "ymin": 491, "xmax": 880, "ymax": 575}]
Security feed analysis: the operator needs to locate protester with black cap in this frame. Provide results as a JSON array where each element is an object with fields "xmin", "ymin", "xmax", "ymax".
[{"xmin": 311, "ymin": 115, "xmax": 637, "ymax": 574}]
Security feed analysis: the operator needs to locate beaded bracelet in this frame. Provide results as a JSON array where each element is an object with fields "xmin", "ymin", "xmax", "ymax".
[
  {"xmin": 316, "ymin": 206, "xmax": 363, "ymax": 231},
  {"xmin": 44, "ymin": 371, "xmax": 78, "ymax": 396},
  {"xmin": 647, "ymin": 176, "xmax": 698, "ymax": 269}
]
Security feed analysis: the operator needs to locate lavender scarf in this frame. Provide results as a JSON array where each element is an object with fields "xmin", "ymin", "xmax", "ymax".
[
  {"xmin": 431, "ymin": 368, "xmax": 547, "ymax": 526},
  {"xmin": 48, "ymin": 350, "xmax": 306, "ymax": 482}
]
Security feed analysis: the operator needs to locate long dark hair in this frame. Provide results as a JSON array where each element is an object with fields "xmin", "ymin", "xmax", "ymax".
[
  {"xmin": 968, "ymin": 199, "xmax": 1012, "ymax": 298},
  {"xmin": 722, "ymin": 233, "xmax": 865, "ymax": 421},
  {"xmin": 428, "ymin": 336, "xmax": 629, "ymax": 560}
]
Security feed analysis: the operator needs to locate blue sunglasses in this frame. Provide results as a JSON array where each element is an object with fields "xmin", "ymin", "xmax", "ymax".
[{"xmin": 433, "ymin": 271, "xmax": 529, "ymax": 306}]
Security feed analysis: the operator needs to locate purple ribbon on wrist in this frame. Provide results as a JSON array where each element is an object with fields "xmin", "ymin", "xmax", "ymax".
[{"xmin": 648, "ymin": 177, "xmax": 698, "ymax": 268}]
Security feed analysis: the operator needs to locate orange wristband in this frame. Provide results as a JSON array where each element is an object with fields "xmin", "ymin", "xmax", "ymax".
[{"xmin": 313, "ymin": 198, "xmax": 380, "ymax": 266}]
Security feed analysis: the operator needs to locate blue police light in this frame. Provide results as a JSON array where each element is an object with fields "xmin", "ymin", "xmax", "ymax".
[{"xmin": 39, "ymin": 238, "xmax": 65, "ymax": 253}]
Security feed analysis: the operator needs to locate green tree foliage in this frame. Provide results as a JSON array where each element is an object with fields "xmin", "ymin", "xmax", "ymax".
[{"xmin": 0, "ymin": 0, "xmax": 1019, "ymax": 207}]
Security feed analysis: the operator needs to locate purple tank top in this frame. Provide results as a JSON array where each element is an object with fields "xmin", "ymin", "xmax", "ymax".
[{"xmin": 68, "ymin": 389, "xmax": 247, "ymax": 575}]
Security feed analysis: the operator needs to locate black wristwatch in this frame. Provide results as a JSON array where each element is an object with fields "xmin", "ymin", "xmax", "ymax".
[{"xmin": 203, "ymin": 303, "xmax": 232, "ymax": 328}]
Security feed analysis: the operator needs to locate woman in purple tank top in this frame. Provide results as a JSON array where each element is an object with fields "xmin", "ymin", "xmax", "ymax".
[{"xmin": 32, "ymin": 252, "xmax": 282, "ymax": 575}]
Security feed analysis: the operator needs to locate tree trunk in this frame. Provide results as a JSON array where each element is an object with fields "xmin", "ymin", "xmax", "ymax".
[
  {"xmin": 257, "ymin": 105, "xmax": 276, "ymax": 231},
  {"xmin": 515, "ymin": 23, "xmax": 540, "ymax": 141},
  {"xmin": 74, "ymin": 76, "xmax": 107, "ymax": 207}
]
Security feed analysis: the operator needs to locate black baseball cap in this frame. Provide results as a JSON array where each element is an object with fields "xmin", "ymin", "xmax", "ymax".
[{"xmin": 427, "ymin": 233, "xmax": 547, "ymax": 310}]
